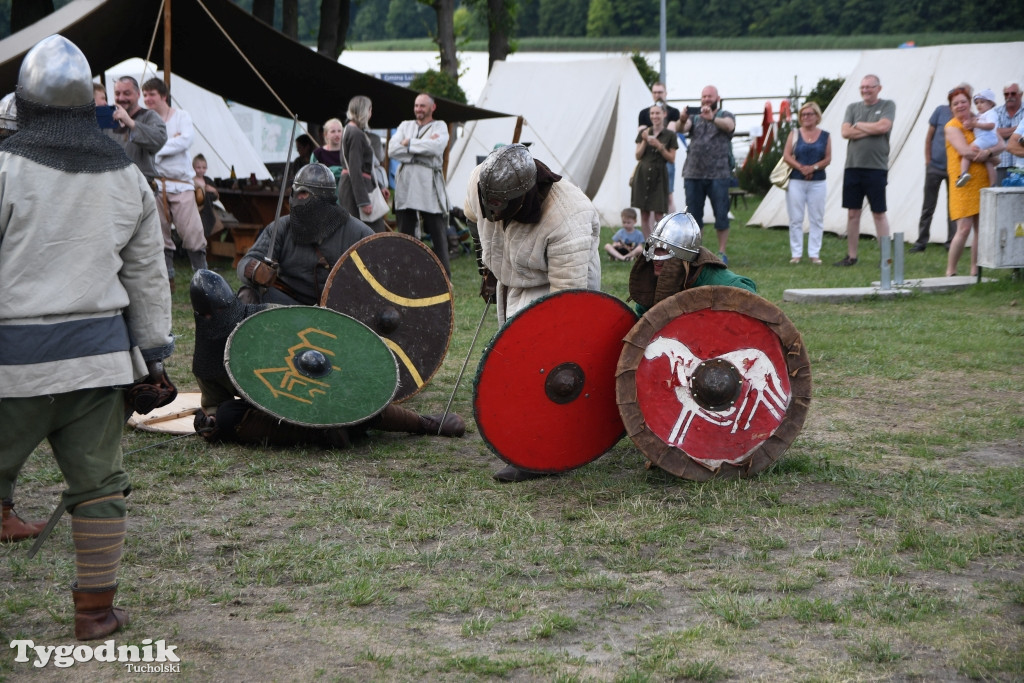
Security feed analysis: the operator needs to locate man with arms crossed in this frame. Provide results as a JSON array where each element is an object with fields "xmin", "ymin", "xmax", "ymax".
[{"xmin": 836, "ymin": 74, "xmax": 895, "ymax": 266}]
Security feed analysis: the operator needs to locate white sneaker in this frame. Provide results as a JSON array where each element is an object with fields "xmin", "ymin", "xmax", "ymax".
[{"xmin": 955, "ymin": 173, "xmax": 972, "ymax": 188}]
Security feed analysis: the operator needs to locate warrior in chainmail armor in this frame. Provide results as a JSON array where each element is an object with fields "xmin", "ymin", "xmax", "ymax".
[
  {"xmin": 0, "ymin": 35, "xmax": 175, "ymax": 641},
  {"xmin": 191, "ymin": 270, "xmax": 466, "ymax": 446},
  {"xmin": 237, "ymin": 163, "xmax": 374, "ymax": 305}
]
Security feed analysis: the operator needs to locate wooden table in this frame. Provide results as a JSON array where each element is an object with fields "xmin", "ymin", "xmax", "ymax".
[{"xmin": 214, "ymin": 186, "xmax": 290, "ymax": 266}]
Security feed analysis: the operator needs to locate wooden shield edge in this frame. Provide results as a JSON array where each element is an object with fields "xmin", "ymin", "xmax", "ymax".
[{"xmin": 616, "ymin": 286, "xmax": 812, "ymax": 480}]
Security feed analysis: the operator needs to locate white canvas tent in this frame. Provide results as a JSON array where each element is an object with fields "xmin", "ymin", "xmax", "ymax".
[
  {"xmin": 103, "ymin": 58, "xmax": 270, "ymax": 180},
  {"xmin": 749, "ymin": 41, "xmax": 1024, "ymax": 244},
  {"xmin": 445, "ymin": 57, "xmax": 651, "ymax": 226}
]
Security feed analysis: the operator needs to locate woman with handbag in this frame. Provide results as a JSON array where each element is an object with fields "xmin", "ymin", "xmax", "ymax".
[
  {"xmin": 338, "ymin": 96, "xmax": 390, "ymax": 233},
  {"xmin": 782, "ymin": 101, "xmax": 831, "ymax": 264},
  {"xmin": 630, "ymin": 101, "xmax": 678, "ymax": 238}
]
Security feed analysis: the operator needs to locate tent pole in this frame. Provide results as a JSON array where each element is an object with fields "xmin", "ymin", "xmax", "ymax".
[
  {"xmin": 512, "ymin": 115, "xmax": 524, "ymax": 144},
  {"xmin": 163, "ymin": 0, "xmax": 172, "ymax": 90}
]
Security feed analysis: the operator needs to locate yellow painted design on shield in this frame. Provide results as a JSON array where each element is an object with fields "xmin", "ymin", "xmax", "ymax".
[
  {"xmin": 253, "ymin": 328, "xmax": 336, "ymax": 404},
  {"xmin": 383, "ymin": 338, "xmax": 424, "ymax": 388},
  {"xmin": 351, "ymin": 251, "xmax": 451, "ymax": 307},
  {"xmin": 1015, "ymin": 223, "xmax": 1023, "ymax": 237}
]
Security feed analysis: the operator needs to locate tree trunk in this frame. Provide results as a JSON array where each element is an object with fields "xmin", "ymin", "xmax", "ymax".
[
  {"xmin": 336, "ymin": 0, "xmax": 350, "ymax": 54},
  {"xmin": 282, "ymin": 0, "xmax": 299, "ymax": 39},
  {"xmin": 252, "ymin": 0, "xmax": 275, "ymax": 27},
  {"xmin": 318, "ymin": 0, "xmax": 341, "ymax": 58},
  {"xmin": 318, "ymin": 0, "xmax": 350, "ymax": 58},
  {"xmin": 11, "ymin": 0, "xmax": 54, "ymax": 33},
  {"xmin": 433, "ymin": 0, "xmax": 458, "ymax": 81},
  {"xmin": 486, "ymin": 0, "xmax": 512, "ymax": 73}
]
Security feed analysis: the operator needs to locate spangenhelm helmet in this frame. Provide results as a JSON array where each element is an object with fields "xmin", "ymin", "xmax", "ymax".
[
  {"xmin": 16, "ymin": 35, "xmax": 94, "ymax": 107},
  {"xmin": 292, "ymin": 162, "xmax": 338, "ymax": 203},
  {"xmin": 644, "ymin": 212, "xmax": 702, "ymax": 262},
  {"xmin": 477, "ymin": 143, "xmax": 537, "ymax": 221},
  {"xmin": 0, "ymin": 93, "xmax": 17, "ymax": 134}
]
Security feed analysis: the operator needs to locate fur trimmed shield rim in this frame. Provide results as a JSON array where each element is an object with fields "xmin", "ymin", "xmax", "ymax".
[{"xmin": 616, "ymin": 286, "xmax": 812, "ymax": 481}]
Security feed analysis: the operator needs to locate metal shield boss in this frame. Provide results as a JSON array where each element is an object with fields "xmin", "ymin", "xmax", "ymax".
[
  {"xmin": 321, "ymin": 232, "xmax": 453, "ymax": 403},
  {"xmin": 617, "ymin": 286, "xmax": 812, "ymax": 480},
  {"xmin": 474, "ymin": 290, "xmax": 638, "ymax": 473},
  {"xmin": 225, "ymin": 306, "xmax": 398, "ymax": 427}
]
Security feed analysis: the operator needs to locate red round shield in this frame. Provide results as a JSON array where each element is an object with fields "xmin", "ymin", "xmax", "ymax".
[
  {"xmin": 617, "ymin": 287, "xmax": 812, "ymax": 480},
  {"xmin": 474, "ymin": 290, "xmax": 638, "ymax": 473}
]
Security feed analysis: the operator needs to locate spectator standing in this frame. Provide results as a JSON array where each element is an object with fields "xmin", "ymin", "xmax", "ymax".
[
  {"xmin": 142, "ymin": 77, "xmax": 208, "ymax": 287},
  {"xmin": 781, "ymin": 101, "xmax": 831, "ymax": 264},
  {"xmin": 339, "ymin": 95, "xmax": 389, "ymax": 233},
  {"xmin": 944, "ymin": 86, "xmax": 1005, "ymax": 277},
  {"xmin": 835, "ymin": 74, "xmax": 895, "ymax": 267},
  {"xmin": 910, "ymin": 101, "xmax": 956, "ymax": 252},
  {"xmin": 995, "ymin": 82, "xmax": 1023, "ymax": 184},
  {"xmin": 639, "ymin": 83, "xmax": 681, "ymax": 211},
  {"xmin": 388, "ymin": 93, "xmax": 451, "ymax": 275},
  {"xmin": 312, "ymin": 118, "xmax": 344, "ymax": 182},
  {"xmin": 107, "ymin": 76, "xmax": 167, "ymax": 184},
  {"xmin": 680, "ymin": 85, "xmax": 735, "ymax": 264},
  {"xmin": 193, "ymin": 153, "xmax": 220, "ymax": 238},
  {"xmin": 632, "ymin": 101, "xmax": 678, "ymax": 237}
]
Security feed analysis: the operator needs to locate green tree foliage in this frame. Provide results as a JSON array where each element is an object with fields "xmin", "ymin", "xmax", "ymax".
[
  {"xmin": 586, "ymin": 0, "xmax": 616, "ymax": 37},
  {"xmin": 805, "ymin": 76, "xmax": 845, "ymax": 111},
  {"xmin": 538, "ymin": 0, "xmax": 588, "ymax": 37},
  {"xmin": 351, "ymin": 0, "xmax": 390, "ymax": 41},
  {"xmin": 386, "ymin": 0, "xmax": 435, "ymax": 38},
  {"xmin": 410, "ymin": 69, "xmax": 468, "ymax": 103},
  {"xmin": 630, "ymin": 50, "xmax": 660, "ymax": 88}
]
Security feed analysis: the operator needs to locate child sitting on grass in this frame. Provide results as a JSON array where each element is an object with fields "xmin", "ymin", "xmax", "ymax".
[{"xmin": 604, "ymin": 208, "xmax": 645, "ymax": 261}]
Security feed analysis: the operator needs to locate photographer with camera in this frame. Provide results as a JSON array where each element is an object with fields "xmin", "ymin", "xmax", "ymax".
[{"xmin": 679, "ymin": 85, "xmax": 735, "ymax": 264}]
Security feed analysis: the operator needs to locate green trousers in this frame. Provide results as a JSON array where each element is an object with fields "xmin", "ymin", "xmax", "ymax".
[{"xmin": 0, "ymin": 388, "xmax": 128, "ymax": 517}]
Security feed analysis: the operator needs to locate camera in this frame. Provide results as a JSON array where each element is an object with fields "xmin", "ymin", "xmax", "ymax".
[{"xmin": 685, "ymin": 105, "xmax": 700, "ymax": 118}]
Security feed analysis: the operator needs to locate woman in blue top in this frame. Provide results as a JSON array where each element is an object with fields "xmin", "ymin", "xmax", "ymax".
[{"xmin": 782, "ymin": 101, "xmax": 831, "ymax": 264}]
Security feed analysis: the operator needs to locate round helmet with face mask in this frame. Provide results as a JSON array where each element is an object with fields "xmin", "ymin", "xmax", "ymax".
[
  {"xmin": 477, "ymin": 143, "xmax": 537, "ymax": 221},
  {"xmin": 644, "ymin": 212, "xmax": 702, "ymax": 262},
  {"xmin": 292, "ymin": 162, "xmax": 337, "ymax": 204}
]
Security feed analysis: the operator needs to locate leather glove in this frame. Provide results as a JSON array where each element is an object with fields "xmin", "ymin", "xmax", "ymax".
[
  {"xmin": 480, "ymin": 269, "xmax": 497, "ymax": 304},
  {"xmin": 125, "ymin": 360, "xmax": 178, "ymax": 415},
  {"xmin": 193, "ymin": 409, "xmax": 219, "ymax": 441},
  {"xmin": 243, "ymin": 258, "xmax": 279, "ymax": 287}
]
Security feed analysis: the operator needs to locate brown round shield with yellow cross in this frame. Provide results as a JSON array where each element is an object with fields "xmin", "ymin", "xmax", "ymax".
[
  {"xmin": 616, "ymin": 286, "xmax": 812, "ymax": 480},
  {"xmin": 321, "ymin": 232, "xmax": 453, "ymax": 403},
  {"xmin": 225, "ymin": 306, "xmax": 398, "ymax": 427}
]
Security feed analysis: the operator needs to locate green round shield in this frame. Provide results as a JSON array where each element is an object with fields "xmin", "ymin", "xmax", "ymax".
[{"xmin": 225, "ymin": 306, "xmax": 398, "ymax": 427}]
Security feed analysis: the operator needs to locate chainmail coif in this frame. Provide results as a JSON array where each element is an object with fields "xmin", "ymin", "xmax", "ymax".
[
  {"xmin": 1, "ymin": 95, "xmax": 131, "ymax": 173},
  {"xmin": 289, "ymin": 196, "xmax": 346, "ymax": 245}
]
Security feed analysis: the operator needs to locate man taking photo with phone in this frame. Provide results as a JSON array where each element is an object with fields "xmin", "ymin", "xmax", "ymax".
[{"xmin": 680, "ymin": 85, "xmax": 735, "ymax": 264}]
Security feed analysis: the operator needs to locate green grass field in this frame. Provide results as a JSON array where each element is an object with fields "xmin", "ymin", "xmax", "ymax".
[{"xmin": 2, "ymin": 202, "xmax": 1022, "ymax": 681}]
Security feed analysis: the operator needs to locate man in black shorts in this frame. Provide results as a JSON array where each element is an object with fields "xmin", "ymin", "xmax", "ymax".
[{"xmin": 837, "ymin": 74, "xmax": 895, "ymax": 266}]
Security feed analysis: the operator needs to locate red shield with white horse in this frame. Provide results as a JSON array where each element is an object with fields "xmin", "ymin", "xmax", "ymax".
[{"xmin": 617, "ymin": 286, "xmax": 811, "ymax": 480}]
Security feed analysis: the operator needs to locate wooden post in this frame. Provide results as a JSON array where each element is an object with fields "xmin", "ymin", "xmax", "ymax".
[
  {"xmin": 443, "ymin": 122, "xmax": 455, "ymax": 179},
  {"xmin": 163, "ymin": 0, "xmax": 172, "ymax": 90},
  {"xmin": 512, "ymin": 115, "xmax": 524, "ymax": 144}
]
